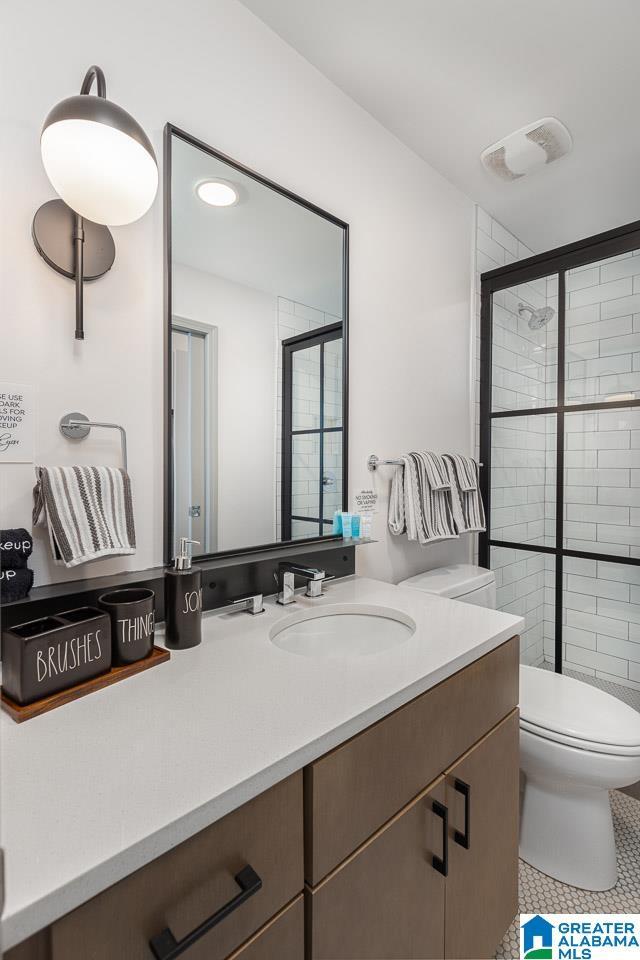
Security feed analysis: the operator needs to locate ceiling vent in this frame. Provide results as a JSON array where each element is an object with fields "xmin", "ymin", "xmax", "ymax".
[{"xmin": 481, "ymin": 117, "xmax": 572, "ymax": 182}]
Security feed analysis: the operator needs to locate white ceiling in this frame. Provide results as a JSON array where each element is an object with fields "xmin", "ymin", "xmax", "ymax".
[
  {"xmin": 241, "ymin": 0, "xmax": 640, "ymax": 253},
  {"xmin": 172, "ymin": 134, "xmax": 345, "ymax": 316}
]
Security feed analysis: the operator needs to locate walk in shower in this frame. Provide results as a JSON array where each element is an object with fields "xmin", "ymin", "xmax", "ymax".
[{"xmin": 480, "ymin": 220, "xmax": 640, "ymax": 691}]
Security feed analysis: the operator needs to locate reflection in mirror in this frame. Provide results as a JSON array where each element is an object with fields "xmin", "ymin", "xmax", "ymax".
[{"xmin": 167, "ymin": 129, "xmax": 347, "ymax": 560}]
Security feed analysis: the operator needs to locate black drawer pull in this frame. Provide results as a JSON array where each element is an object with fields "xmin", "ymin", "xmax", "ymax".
[
  {"xmin": 431, "ymin": 800, "xmax": 448, "ymax": 877},
  {"xmin": 454, "ymin": 778, "xmax": 471, "ymax": 850},
  {"xmin": 149, "ymin": 864, "xmax": 262, "ymax": 959}
]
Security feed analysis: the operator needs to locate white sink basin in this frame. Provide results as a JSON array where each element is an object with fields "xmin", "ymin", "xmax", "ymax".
[{"xmin": 269, "ymin": 603, "xmax": 416, "ymax": 658}]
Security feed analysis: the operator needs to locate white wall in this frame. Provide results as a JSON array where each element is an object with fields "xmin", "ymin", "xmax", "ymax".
[
  {"xmin": 0, "ymin": 0, "xmax": 474, "ymax": 588},
  {"xmin": 173, "ymin": 264, "xmax": 276, "ymax": 553}
]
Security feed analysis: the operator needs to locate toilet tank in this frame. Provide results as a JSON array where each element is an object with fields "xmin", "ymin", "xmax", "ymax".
[{"xmin": 398, "ymin": 564, "xmax": 496, "ymax": 609}]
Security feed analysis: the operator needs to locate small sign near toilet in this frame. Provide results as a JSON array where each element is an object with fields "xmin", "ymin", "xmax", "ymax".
[
  {"xmin": 354, "ymin": 488, "xmax": 378, "ymax": 515},
  {"xmin": 0, "ymin": 381, "xmax": 34, "ymax": 463}
]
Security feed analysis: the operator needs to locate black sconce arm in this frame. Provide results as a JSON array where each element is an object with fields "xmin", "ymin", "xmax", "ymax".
[{"xmin": 80, "ymin": 65, "xmax": 106, "ymax": 98}]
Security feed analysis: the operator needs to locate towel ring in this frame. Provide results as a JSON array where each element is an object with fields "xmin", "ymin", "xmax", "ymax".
[{"xmin": 59, "ymin": 412, "xmax": 128, "ymax": 471}]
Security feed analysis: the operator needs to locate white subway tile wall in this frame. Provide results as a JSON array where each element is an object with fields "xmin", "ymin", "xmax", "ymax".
[
  {"xmin": 562, "ymin": 254, "xmax": 640, "ymax": 678},
  {"xmin": 565, "ymin": 253, "xmax": 640, "ymax": 404},
  {"xmin": 490, "ymin": 546, "xmax": 551, "ymax": 666},
  {"xmin": 490, "ymin": 414, "xmax": 556, "ymax": 549},
  {"xmin": 491, "ymin": 280, "xmax": 556, "ymax": 413},
  {"xmin": 559, "ymin": 404, "xmax": 640, "ymax": 687},
  {"xmin": 553, "ymin": 556, "xmax": 640, "ymax": 689},
  {"xmin": 474, "ymin": 210, "xmax": 535, "ymax": 456},
  {"xmin": 473, "ymin": 210, "xmax": 537, "ymax": 487}
]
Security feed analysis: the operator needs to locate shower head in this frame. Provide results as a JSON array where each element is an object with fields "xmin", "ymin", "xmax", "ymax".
[{"xmin": 518, "ymin": 303, "xmax": 555, "ymax": 331}]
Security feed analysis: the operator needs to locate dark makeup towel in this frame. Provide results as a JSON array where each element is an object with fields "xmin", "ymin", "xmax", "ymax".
[
  {"xmin": 0, "ymin": 528, "xmax": 33, "ymax": 570},
  {"xmin": 0, "ymin": 567, "xmax": 34, "ymax": 603}
]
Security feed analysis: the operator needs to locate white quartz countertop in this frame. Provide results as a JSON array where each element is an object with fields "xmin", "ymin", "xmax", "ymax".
[{"xmin": 0, "ymin": 576, "xmax": 523, "ymax": 950}]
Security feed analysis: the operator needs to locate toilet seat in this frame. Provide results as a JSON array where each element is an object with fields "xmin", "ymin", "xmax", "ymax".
[
  {"xmin": 520, "ymin": 717, "xmax": 640, "ymax": 757},
  {"xmin": 520, "ymin": 665, "xmax": 640, "ymax": 756}
]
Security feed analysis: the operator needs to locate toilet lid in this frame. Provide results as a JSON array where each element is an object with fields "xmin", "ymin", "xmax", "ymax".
[
  {"xmin": 399, "ymin": 564, "xmax": 495, "ymax": 599},
  {"xmin": 520, "ymin": 665, "xmax": 640, "ymax": 752}
]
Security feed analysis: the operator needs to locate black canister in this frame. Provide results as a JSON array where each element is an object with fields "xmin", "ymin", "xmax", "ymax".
[
  {"xmin": 98, "ymin": 588, "xmax": 155, "ymax": 665},
  {"xmin": 2, "ymin": 606, "xmax": 111, "ymax": 705},
  {"xmin": 165, "ymin": 538, "xmax": 202, "ymax": 650}
]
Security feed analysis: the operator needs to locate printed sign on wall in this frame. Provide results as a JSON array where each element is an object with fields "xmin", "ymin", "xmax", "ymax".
[
  {"xmin": 0, "ymin": 382, "xmax": 34, "ymax": 463},
  {"xmin": 354, "ymin": 488, "xmax": 378, "ymax": 515}
]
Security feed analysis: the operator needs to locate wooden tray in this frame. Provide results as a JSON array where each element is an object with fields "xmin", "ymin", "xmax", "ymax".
[{"xmin": 1, "ymin": 645, "xmax": 170, "ymax": 723}]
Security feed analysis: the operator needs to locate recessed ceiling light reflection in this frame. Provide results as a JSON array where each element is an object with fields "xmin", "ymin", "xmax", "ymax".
[{"xmin": 196, "ymin": 179, "xmax": 239, "ymax": 207}]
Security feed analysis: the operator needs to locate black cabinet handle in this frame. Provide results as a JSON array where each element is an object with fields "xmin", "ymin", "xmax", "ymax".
[
  {"xmin": 431, "ymin": 800, "xmax": 448, "ymax": 877},
  {"xmin": 454, "ymin": 778, "xmax": 471, "ymax": 850},
  {"xmin": 149, "ymin": 864, "xmax": 262, "ymax": 960}
]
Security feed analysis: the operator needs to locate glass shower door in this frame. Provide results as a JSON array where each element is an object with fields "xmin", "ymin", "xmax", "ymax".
[
  {"xmin": 484, "ymin": 273, "xmax": 559, "ymax": 668},
  {"xmin": 481, "ymin": 232, "xmax": 640, "ymax": 685},
  {"xmin": 281, "ymin": 323, "xmax": 343, "ymax": 540}
]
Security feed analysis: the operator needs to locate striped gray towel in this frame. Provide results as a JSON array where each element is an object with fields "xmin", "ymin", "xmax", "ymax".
[
  {"xmin": 443, "ymin": 454, "xmax": 486, "ymax": 533},
  {"xmin": 33, "ymin": 466, "xmax": 136, "ymax": 567},
  {"xmin": 388, "ymin": 452, "xmax": 459, "ymax": 544}
]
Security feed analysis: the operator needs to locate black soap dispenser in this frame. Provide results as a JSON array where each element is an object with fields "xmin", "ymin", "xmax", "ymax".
[{"xmin": 165, "ymin": 538, "xmax": 202, "ymax": 649}]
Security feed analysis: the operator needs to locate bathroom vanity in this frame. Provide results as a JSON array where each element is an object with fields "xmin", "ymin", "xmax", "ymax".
[
  {"xmin": 2, "ymin": 577, "xmax": 522, "ymax": 960},
  {"xmin": 2, "ymin": 126, "xmax": 521, "ymax": 960}
]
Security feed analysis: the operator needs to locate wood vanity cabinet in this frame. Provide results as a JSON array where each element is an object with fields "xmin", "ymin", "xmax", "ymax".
[
  {"xmin": 304, "ymin": 635, "xmax": 519, "ymax": 960},
  {"xmin": 304, "ymin": 633, "xmax": 519, "ymax": 885},
  {"xmin": 306, "ymin": 776, "xmax": 448, "ymax": 959},
  {"xmin": 225, "ymin": 896, "xmax": 304, "ymax": 960},
  {"xmin": 5, "ymin": 636, "xmax": 519, "ymax": 960},
  {"xmin": 6, "ymin": 898, "xmax": 305, "ymax": 960},
  {"xmin": 306, "ymin": 711, "xmax": 519, "ymax": 960},
  {"xmin": 8, "ymin": 773, "xmax": 304, "ymax": 960},
  {"xmin": 444, "ymin": 712, "xmax": 519, "ymax": 960}
]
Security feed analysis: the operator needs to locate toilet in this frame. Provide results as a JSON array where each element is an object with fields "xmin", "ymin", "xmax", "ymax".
[{"xmin": 399, "ymin": 563, "xmax": 640, "ymax": 891}]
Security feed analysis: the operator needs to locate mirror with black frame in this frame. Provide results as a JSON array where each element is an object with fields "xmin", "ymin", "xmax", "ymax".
[{"xmin": 165, "ymin": 127, "xmax": 348, "ymax": 562}]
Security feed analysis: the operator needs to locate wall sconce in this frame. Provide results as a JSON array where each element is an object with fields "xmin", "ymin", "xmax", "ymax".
[{"xmin": 32, "ymin": 65, "xmax": 158, "ymax": 339}]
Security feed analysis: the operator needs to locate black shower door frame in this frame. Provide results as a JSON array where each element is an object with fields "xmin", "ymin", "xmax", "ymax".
[
  {"xmin": 479, "ymin": 217, "xmax": 640, "ymax": 673},
  {"xmin": 281, "ymin": 322, "xmax": 344, "ymax": 541}
]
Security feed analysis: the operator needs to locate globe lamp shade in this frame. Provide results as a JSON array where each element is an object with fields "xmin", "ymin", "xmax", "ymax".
[{"xmin": 41, "ymin": 91, "xmax": 158, "ymax": 226}]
